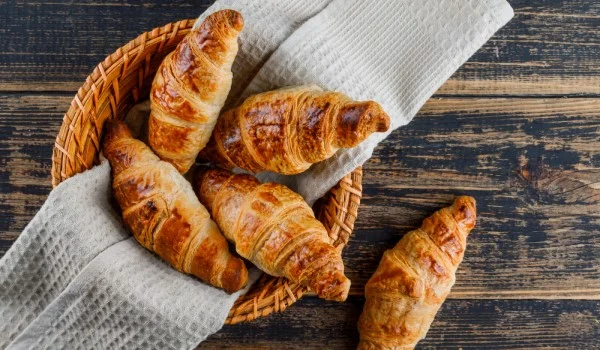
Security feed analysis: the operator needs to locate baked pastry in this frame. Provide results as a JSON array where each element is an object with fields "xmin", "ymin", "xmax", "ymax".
[
  {"xmin": 357, "ymin": 196, "xmax": 477, "ymax": 349},
  {"xmin": 198, "ymin": 85, "xmax": 390, "ymax": 174},
  {"xmin": 148, "ymin": 9, "xmax": 244, "ymax": 173},
  {"xmin": 194, "ymin": 168, "xmax": 351, "ymax": 301},
  {"xmin": 103, "ymin": 120, "xmax": 248, "ymax": 293}
]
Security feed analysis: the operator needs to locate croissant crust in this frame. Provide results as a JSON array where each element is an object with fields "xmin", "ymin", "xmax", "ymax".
[
  {"xmin": 357, "ymin": 196, "xmax": 476, "ymax": 349},
  {"xmin": 103, "ymin": 120, "xmax": 248, "ymax": 293},
  {"xmin": 148, "ymin": 9, "xmax": 244, "ymax": 173},
  {"xmin": 199, "ymin": 85, "xmax": 390, "ymax": 174},
  {"xmin": 194, "ymin": 168, "xmax": 351, "ymax": 301}
]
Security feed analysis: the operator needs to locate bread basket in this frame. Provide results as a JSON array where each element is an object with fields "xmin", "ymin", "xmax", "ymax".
[{"xmin": 50, "ymin": 19, "xmax": 362, "ymax": 324}]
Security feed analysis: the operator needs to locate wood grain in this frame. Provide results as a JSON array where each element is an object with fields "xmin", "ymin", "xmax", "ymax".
[
  {"xmin": 2, "ymin": 1, "xmax": 600, "ymax": 349},
  {"xmin": 0, "ymin": 94, "xmax": 66, "ymax": 252},
  {"xmin": 3, "ymin": 95, "xmax": 600, "ymax": 301},
  {"xmin": 201, "ymin": 297, "xmax": 600, "ymax": 349},
  {"xmin": 0, "ymin": 1, "xmax": 599, "ymax": 96},
  {"xmin": 0, "ymin": 1, "xmax": 210, "ymax": 91},
  {"xmin": 441, "ymin": 0, "xmax": 600, "ymax": 96},
  {"xmin": 350, "ymin": 97, "xmax": 600, "ymax": 298}
]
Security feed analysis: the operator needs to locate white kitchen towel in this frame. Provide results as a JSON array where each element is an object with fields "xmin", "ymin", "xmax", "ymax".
[
  {"xmin": 193, "ymin": 0, "xmax": 333, "ymax": 110},
  {"xmin": 0, "ymin": 160, "xmax": 258, "ymax": 349},
  {"xmin": 1, "ymin": 1, "xmax": 513, "ymax": 348},
  {"xmin": 197, "ymin": 0, "xmax": 514, "ymax": 205}
]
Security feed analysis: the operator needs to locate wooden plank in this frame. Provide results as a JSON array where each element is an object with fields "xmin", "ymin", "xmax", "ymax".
[
  {"xmin": 0, "ymin": 1, "xmax": 212, "ymax": 91},
  {"xmin": 350, "ymin": 97, "xmax": 600, "ymax": 298},
  {"xmin": 438, "ymin": 77, "xmax": 600, "ymax": 96},
  {"xmin": 0, "ymin": 94, "xmax": 67, "ymax": 252},
  {"xmin": 201, "ymin": 297, "xmax": 600, "ymax": 349},
  {"xmin": 1, "ymin": 1, "xmax": 600, "ymax": 96},
  {"xmin": 438, "ymin": 0, "xmax": 600, "ymax": 96},
  {"xmin": 2, "ymin": 94, "xmax": 600, "ymax": 300},
  {"xmin": 439, "ymin": 0, "xmax": 600, "ymax": 95}
]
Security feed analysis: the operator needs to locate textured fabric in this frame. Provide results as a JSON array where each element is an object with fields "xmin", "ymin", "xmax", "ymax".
[
  {"xmin": 1, "ymin": 1, "xmax": 513, "ymax": 348},
  {"xmin": 193, "ymin": 0, "xmax": 333, "ymax": 110},
  {"xmin": 238, "ymin": 0, "xmax": 514, "ymax": 204},
  {"xmin": 0, "ymin": 161, "xmax": 257, "ymax": 349},
  {"xmin": 187, "ymin": 0, "xmax": 515, "ymax": 204}
]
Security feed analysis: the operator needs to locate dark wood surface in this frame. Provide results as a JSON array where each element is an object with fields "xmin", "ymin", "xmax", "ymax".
[{"xmin": 1, "ymin": 1, "xmax": 600, "ymax": 349}]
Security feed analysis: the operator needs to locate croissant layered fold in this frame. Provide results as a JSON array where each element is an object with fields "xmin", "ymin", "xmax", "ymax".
[
  {"xmin": 103, "ymin": 120, "xmax": 248, "ymax": 293},
  {"xmin": 358, "ymin": 196, "xmax": 477, "ymax": 349},
  {"xmin": 199, "ymin": 85, "xmax": 391, "ymax": 174},
  {"xmin": 149, "ymin": 9, "xmax": 244, "ymax": 173},
  {"xmin": 194, "ymin": 168, "xmax": 351, "ymax": 301}
]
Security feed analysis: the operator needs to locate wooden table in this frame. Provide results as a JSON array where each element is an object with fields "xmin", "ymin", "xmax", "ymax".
[{"xmin": 1, "ymin": 1, "xmax": 599, "ymax": 348}]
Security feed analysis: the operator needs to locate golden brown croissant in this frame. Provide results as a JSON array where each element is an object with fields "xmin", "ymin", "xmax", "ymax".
[
  {"xmin": 103, "ymin": 120, "xmax": 248, "ymax": 293},
  {"xmin": 194, "ymin": 168, "xmax": 351, "ymax": 301},
  {"xmin": 198, "ymin": 85, "xmax": 391, "ymax": 174},
  {"xmin": 148, "ymin": 9, "xmax": 243, "ymax": 173},
  {"xmin": 357, "ymin": 196, "xmax": 477, "ymax": 349}
]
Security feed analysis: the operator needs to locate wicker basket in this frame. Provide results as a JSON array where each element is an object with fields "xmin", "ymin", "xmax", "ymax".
[{"xmin": 51, "ymin": 19, "xmax": 362, "ymax": 324}]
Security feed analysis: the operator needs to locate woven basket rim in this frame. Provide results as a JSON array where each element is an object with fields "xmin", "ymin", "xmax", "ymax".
[{"xmin": 49, "ymin": 18, "xmax": 363, "ymax": 325}]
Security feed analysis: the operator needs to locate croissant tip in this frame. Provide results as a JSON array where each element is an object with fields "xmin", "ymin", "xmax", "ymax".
[
  {"xmin": 214, "ymin": 9, "xmax": 244, "ymax": 31},
  {"xmin": 221, "ymin": 257, "xmax": 249, "ymax": 294},
  {"xmin": 229, "ymin": 10, "xmax": 244, "ymax": 31},
  {"xmin": 452, "ymin": 196, "xmax": 477, "ymax": 231},
  {"xmin": 202, "ymin": 168, "xmax": 234, "ymax": 182},
  {"xmin": 102, "ymin": 119, "xmax": 132, "ymax": 148},
  {"xmin": 327, "ymin": 277, "xmax": 351, "ymax": 302},
  {"xmin": 335, "ymin": 101, "xmax": 390, "ymax": 148},
  {"xmin": 104, "ymin": 118, "xmax": 125, "ymax": 133},
  {"xmin": 455, "ymin": 195, "xmax": 476, "ymax": 207},
  {"xmin": 314, "ymin": 272, "xmax": 351, "ymax": 302},
  {"xmin": 375, "ymin": 112, "xmax": 391, "ymax": 133},
  {"xmin": 193, "ymin": 167, "xmax": 227, "ymax": 188},
  {"xmin": 193, "ymin": 168, "xmax": 235, "ymax": 211},
  {"xmin": 362, "ymin": 101, "xmax": 390, "ymax": 132}
]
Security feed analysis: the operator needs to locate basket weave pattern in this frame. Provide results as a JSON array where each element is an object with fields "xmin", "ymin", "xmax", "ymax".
[{"xmin": 50, "ymin": 19, "xmax": 362, "ymax": 324}]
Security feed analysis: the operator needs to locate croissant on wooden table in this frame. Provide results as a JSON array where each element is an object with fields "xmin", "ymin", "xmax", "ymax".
[
  {"xmin": 198, "ymin": 85, "xmax": 391, "ymax": 175},
  {"xmin": 358, "ymin": 196, "xmax": 477, "ymax": 350},
  {"xmin": 193, "ymin": 168, "xmax": 351, "ymax": 301},
  {"xmin": 103, "ymin": 120, "xmax": 248, "ymax": 293},
  {"xmin": 149, "ymin": 9, "xmax": 243, "ymax": 174}
]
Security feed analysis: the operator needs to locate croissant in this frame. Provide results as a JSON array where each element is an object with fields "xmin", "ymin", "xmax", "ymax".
[
  {"xmin": 194, "ymin": 168, "xmax": 351, "ymax": 301},
  {"xmin": 198, "ymin": 85, "xmax": 391, "ymax": 174},
  {"xmin": 103, "ymin": 120, "xmax": 248, "ymax": 293},
  {"xmin": 148, "ymin": 9, "xmax": 243, "ymax": 173},
  {"xmin": 357, "ymin": 196, "xmax": 477, "ymax": 349}
]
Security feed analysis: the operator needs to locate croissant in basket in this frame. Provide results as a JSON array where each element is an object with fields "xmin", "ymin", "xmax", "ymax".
[
  {"xmin": 357, "ymin": 196, "xmax": 477, "ymax": 349},
  {"xmin": 194, "ymin": 168, "xmax": 351, "ymax": 301},
  {"xmin": 149, "ymin": 9, "xmax": 243, "ymax": 174},
  {"xmin": 103, "ymin": 120, "xmax": 248, "ymax": 293},
  {"xmin": 198, "ymin": 85, "xmax": 391, "ymax": 175}
]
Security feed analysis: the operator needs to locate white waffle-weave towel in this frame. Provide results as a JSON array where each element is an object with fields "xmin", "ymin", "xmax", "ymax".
[{"xmin": 195, "ymin": 0, "xmax": 514, "ymax": 205}]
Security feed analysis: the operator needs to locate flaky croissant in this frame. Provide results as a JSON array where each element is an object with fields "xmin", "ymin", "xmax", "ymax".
[
  {"xmin": 103, "ymin": 120, "xmax": 248, "ymax": 293},
  {"xmin": 194, "ymin": 168, "xmax": 351, "ymax": 301},
  {"xmin": 148, "ymin": 9, "xmax": 243, "ymax": 173},
  {"xmin": 198, "ymin": 85, "xmax": 391, "ymax": 175},
  {"xmin": 358, "ymin": 196, "xmax": 477, "ymax": 349}
]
